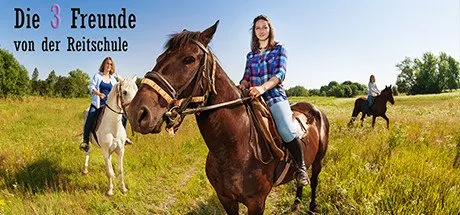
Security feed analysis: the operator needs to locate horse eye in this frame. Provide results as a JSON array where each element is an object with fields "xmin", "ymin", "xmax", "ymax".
[
  {"xmin": 183, "ymin": 56, "xmax": 195, "ymax": 65},
  {"xmin": 123, "ymin": 90, "xmax": 127, "ymax": 95}
]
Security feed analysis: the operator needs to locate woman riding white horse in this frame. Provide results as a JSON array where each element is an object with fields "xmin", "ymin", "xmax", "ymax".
[{"xmin": 82, "ymin": 76, "xmax": 138, "ymax": 196}]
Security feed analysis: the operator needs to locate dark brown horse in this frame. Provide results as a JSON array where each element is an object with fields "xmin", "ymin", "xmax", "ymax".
[
  {"xmin": 127, "ymin": 21, "xmax": 329, "ymax": 214},
  {"xmin": 348, "ymin": 85, "xmax": 395, "ymax": 128}
]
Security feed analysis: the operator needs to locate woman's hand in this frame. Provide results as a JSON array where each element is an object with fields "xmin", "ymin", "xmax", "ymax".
[
  {"xmin": 238, "ymin": 80, "xmax": 249, "ymax": 90},
  {"xmin": 249, "ymin": 85, "xmax": 267, "ymax": 98},
  {"xmin": 98, "ymin": 92, "xmax": 106, "ymax": 99}
]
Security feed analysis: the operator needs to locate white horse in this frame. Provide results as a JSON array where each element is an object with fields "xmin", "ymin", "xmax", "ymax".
[{"xmin": 82, "ymin": 76, "xmax": 138, "ymax": 196}]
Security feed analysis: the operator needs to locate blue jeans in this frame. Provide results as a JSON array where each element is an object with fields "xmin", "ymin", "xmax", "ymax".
[
  {"xmin": 83, "ymin": 104, "xmax": 98, "ymax": 142},
  {"xmin": 269, "ymin": 100, "xmax": 297, "ymax": 143},
  {"xmin": 367, "ymin": 95, "xmax": 374, "ymax": 107},
  {"xmin": 83, "ymin": 104, "xmax": 129, "ymax": 142}
]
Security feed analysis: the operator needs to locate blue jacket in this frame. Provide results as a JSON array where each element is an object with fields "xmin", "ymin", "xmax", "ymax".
[{"xmin": 89, "ymin": 72, "xmax": 117, "ymax": 109}]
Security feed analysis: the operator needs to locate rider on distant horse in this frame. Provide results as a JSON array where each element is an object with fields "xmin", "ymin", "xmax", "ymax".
[{"xmin": 366, "ymin": 75, "xmax": 380, "ymax": 115}]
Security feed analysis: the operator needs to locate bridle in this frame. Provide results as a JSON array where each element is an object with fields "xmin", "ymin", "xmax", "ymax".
[
  {"xmin": 106, "ymin": 82, "xmax": 131, "ymax": 115},
  {"xmin": 141, "ymin": 39, "xmax": 251, "ymax": 124}
]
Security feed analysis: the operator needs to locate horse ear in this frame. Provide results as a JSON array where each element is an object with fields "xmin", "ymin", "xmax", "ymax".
[
  {"xmin": 200, "ymin": 20, "xmax": 219, "ymax": 46},
  {"xmin": 132, "ymin": 75, "xmax": 137, "ymax": 81},
  {"xmin": 117, "ymin": 75, "xmax": 125, "ymax": 82},
  {"xmin": 389, "ymin": 84, "xmax": 392, "ymax": 88}
]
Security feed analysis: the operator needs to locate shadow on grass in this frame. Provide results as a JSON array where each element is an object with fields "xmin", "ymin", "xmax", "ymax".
[
  {"xmin": 185, "ymin": 194, "xmax": 226, "ymax": 215},
  {"xmin": 2, "ymin": 158, "xmax": 72, "ymax": 194},
  {"xmin": 454, "ymin": 138, "xmax": 460, "ymax": 168}
]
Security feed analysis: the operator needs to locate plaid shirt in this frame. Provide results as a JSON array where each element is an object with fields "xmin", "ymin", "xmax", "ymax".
[{"xmin": 241, "ymin": 44, "xmax": 288, "ymax": 107}]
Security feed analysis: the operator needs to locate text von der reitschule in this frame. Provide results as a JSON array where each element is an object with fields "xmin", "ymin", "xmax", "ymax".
[{"xmin": 13, "ymin": 5, "xmax": 136, "ymax": 52}]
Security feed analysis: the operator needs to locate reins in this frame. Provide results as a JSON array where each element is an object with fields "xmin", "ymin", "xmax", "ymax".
[{"xmin": 141, "ymin": 39, "xmax": 253, "ymax": 121}]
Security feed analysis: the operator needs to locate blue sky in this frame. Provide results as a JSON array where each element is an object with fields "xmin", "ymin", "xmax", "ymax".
[{"xmin": 0, "ymin": 0, "xmax": 458, "ymax": 89}]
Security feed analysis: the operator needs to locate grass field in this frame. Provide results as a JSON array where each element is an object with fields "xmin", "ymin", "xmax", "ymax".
[{"xmin": 1, "ymin": 92, "xmax": 459, "ymax": 214}]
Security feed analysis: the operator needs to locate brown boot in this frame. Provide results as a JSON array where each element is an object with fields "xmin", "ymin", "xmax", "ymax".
[{"xmin": 285, "ymin": 137, "xmax": 310, "ymax": 187}]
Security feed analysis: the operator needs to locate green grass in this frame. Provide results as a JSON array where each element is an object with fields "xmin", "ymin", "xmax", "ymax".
[{"xmin": 1, "ymin": 92, "xmax": 459, "ymax": 214}]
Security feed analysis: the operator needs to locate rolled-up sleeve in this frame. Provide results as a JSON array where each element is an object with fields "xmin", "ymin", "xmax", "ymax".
[{"xmin": 273, "ymin": 46, "xmax": 287, "ymax": 82}]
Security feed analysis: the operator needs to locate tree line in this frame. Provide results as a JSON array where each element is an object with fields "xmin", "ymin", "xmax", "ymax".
[
  {"xmin": 286, "ymin": 81, "xmax": 367, "ymax": 98},
  {"xmin": 2, "ymin": 48, "xmax": 459, "ymax": 98},
  {"xmin": 0, "ymin": 49, "xmax": 90, "ymax": 98},
  {"xmin": 395, "ymin": 52, "xmax": 459, "ymax": 95}
]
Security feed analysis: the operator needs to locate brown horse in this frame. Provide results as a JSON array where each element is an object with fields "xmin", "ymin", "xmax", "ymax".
[
  {"xmin": 348, "ymin": 85, "xmax": 395, "ymax": 128},
  {"xmin": 127, "ymin": 21, "xmax": 329, "ymax": 214}
]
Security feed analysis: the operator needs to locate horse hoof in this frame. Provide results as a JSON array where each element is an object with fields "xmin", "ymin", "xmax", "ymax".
[
  {"xmin": 82, "ymin": 168, "xmax": 88, "ymax": 175},
  {"xmin": 290, "ymin": 199, "xmax": 300, "ymax": 211},
  {"xmin": 107, "ymin": 190, "xmax": 114, "ymax": 196},
  {"xmin": 121, "ymin": 187, "xmax": 128, "ymax": 194},
  {"xmin": 309, "ymin": 202, "xmax": 317, "ymax": 213}
]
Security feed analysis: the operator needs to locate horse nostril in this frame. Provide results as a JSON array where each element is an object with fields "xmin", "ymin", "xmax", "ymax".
[{"xmin": 138, "ymin": 107, "xmax": 149, "ymax": 125}]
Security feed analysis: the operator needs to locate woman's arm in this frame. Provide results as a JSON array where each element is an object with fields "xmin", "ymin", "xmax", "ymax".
[
  {"xmin": 88, "ymin": 73, "xmax": 105, "ymax": 98},
  {"xmin": 238, "ymin": 53, "xmax": 252, "ymax": 90},
  {"xmin": 249, "ymin": 76, "xmax": 280, "ymax": 97}
]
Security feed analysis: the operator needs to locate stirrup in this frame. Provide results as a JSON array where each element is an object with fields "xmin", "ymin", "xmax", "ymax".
[{"xmin": 295, "ymin": 169, "xmax": 310, "ymax": 187}]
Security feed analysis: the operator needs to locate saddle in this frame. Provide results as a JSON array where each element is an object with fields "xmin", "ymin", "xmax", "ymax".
[
  {"xmin": 247, "ymin": 98, "xmax": 311, "ymax": 161},
  {"xmin": 90, "ymin": 105, "xmax": 107, "ymax": 145},
  {"xmin": 246, "ymin": 98, "xmax": 315, "ymax": 186}
]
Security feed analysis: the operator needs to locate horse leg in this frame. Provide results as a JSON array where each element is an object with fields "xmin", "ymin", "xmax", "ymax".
[
  {"xmin": 372, "ymin": 116, "xmax": 377, "ymax": 128},
  {"xmin": 290, "ymin": 186, "xmax": 303, "ymax": 211},
  {"xmin": 360, "ymin": 113, "xmax": 365, "ymax": 127},
  {"xmin": 348, "ymin": 108, "xmax": 359, "ymax": 127},
  {"xmin": 347, "ymin": 117, "xmax": 355, "ymax": 127},
  {"xmin": 246, "ymin": 198, "xmax": 266, "ymax": 215},
  {"xmin": 217, "ymin": 194, "xmax": 239, "ymax": 215},
  {"xmin": 382, "ymin": 114, "xmax": 390, "ymax": 129},
  {"xmin": 117, "ymin": 148, "xmax": 128, "ymax": 193},
  {"xmin": 103, "ymin": 150, "xmax": 115, "ymax": 196},
  {"xmin": 83, "ymin": 149, "xmax": 90, "ymax": 174},
  {"xmin": 309, "ymin": 158, "xmax": 322, "ymax": 212}
]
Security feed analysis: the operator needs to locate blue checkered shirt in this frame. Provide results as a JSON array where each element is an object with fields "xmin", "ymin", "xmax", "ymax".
[{"xmin": 241, "ymin": 44, "xmax": 288, "ymax": 107}]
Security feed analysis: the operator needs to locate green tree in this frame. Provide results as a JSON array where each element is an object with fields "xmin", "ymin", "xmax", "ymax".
[
  {"xmin": 395, "ymin": 57, "xmax": 415, "ymax": 94},
  {"xmin": 446, "ymin": 56, "xmax": 460, "ymax": 90},
  {"xmin": 31, "ymin": 68, "xmax": 40, "ymax": 95},
  {"xmin": 286, "ymin": 85, "xmax": 308, "ymax": 97},
  {"xmin": 67, "ymin": 69, "xmax": 90, "ymax": 98},
  {"xmin": 342, "ymin": 85, "xmax": 353, "ymax": 97},
  {"xmin": 309, "ymin": 89, "xmax": 321, "ymax": 96},
  {"xmin": 412, "ymin": 52, "xmax": 440, "ymax": 94},
  {"xmin": 437, "ymin": 52, "xmax": 450, "ymax": 91},
  {"xmin": 45, "ymin": 70, "xmax": 58, "ymax": 96},
  {"xmin": 54, "ymin": 76, "xmax": 69, "ymax": 98},
  {"xmin": 328, "ymin": 85, "xmax": 344, "ymax": 97},
  {"xmin": 0, "ymin": 49, "xmax": 30, "ymax": 97}
]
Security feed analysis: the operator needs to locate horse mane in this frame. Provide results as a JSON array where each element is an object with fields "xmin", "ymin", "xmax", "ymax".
[{"xmin": 165, "ymin": 30, "xmax": 201, "ymax": 51}]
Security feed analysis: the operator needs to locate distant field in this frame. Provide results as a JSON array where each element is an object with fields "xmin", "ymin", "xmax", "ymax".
[{"xmin": 1, "ymin": 92, "xmax": 459, "ymax": 214}]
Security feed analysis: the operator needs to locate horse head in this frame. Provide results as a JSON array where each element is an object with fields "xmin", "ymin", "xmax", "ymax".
[
  {"xmin": 382, "ymin": 85, "xmax": 395, "ymax": 105},
  {"xmin": 128, "ymin": 21, "xmax": 219, "ymax": 134},
  {"xmin": 116, "ymin": 76, "xmax": 139, "ymax": 112}
]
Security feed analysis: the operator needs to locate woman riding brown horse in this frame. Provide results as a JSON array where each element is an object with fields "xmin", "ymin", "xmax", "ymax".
[
  {"xmin": 348, "ymin": 85, "xmax": 395, "ymax": 128},
  {"xmin": 127, "ymin": 21, "xmax": 329, "ymax": 214}
]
